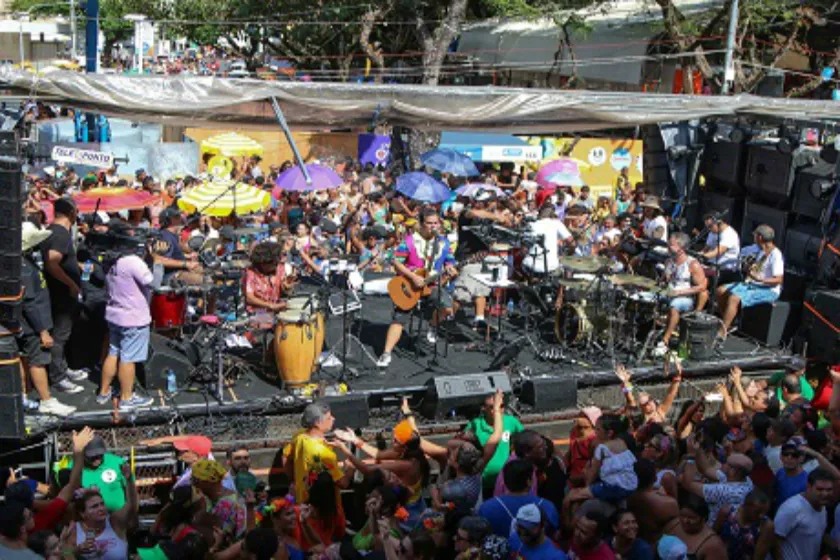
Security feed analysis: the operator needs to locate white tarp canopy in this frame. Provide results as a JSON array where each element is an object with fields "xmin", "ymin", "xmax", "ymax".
[{"xmin": 3, "ymin": 69, "xmax": 840, "ymax": 133}]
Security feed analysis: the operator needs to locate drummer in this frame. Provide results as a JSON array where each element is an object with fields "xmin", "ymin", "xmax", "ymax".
[
  {"xmin": 152, "ymin": 208, "xmax": 204, "ymax": 286},
  {"xmin": 654, "ymin": 232, "xmax": 708, "ymax": 357},
  {"xmin": 243, "ymin": 242, "xmax": 291, "ymax": 322}
]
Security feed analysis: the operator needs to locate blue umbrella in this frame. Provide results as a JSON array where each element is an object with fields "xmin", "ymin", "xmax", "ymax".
[
  {"xmin": 420, "ymin": 148, "xmax": 480, "ymax": 177},
  {"xmin": 395, "ymin": 172, "xmax": 452, "ymax": 203}
]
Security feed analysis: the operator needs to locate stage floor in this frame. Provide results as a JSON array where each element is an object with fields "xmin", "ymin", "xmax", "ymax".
[{"xmin": 27, "ymin": 293, "xmax": 792, "ymax": 434}]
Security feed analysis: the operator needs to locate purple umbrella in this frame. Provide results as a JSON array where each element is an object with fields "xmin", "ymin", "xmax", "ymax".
[
  {"xmin": 396, "ymin": 172, "xmax": 451, "ymax": 204},
  {"xmin": 273, "ymin": 164, "xmax": 343, "ymax": 197}
]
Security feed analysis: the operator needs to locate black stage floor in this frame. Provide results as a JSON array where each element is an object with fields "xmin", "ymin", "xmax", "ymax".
[{"xmin": 27, "ymin": 292, "xmax": 792, "ymax": 435}]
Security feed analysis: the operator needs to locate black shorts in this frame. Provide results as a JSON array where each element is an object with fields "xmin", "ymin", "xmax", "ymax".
[
  {"xmin": 392, "ymin": 287, "xmax": 453, "ymax": 326},
  {"xmin": 17, "ymin": 333, "xmax": 51, "ymax": 366}
]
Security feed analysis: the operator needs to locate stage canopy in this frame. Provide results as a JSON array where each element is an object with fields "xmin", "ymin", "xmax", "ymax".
[{"xmin": 3, "ymin": 69, "xmax": 840, "ymax": 132}]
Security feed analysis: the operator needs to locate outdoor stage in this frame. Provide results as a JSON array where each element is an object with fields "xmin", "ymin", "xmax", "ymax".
[{"xmin": 27, "ymin": 290, "xmax": 793, "ymax": 437}]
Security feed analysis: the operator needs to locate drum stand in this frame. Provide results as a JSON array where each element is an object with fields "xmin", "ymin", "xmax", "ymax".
[{"xmin": 321, "ymin": 274, "xmax": 378, "ymax": 382}]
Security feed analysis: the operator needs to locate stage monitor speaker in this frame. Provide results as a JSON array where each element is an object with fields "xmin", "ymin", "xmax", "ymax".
[
  {"xmin": 0, "ymin": 394, "xmax": 25, "ymax": 439},
  {"xmin": 520, "ymin": 377, "xmax": 577, "ymax": 413},
  {"xmin": 140, "ymin": 333, "xmax": 193, "ymax": 391},
  {"xmin": 701, "ymin": 138, "xmax": 747, "ymax": 188},
  {"xmin": 0, "ymin": 159, "xmax": 22, "ymax": 298},
  {"xmin": 741, "ymin": 201, "xmax": 789, "ymax": 250},
  {"xmin": 0, "ymin": 357, "xmax": 22, "ymax": 395},
  {"xmin": 742, "ymin": 301, "xmax": 792, "ymax": 348},
  {"xmin": 697, "ymin": 191, "xmax": 745, "ymax": 233},
  {"xmin": 744, "ymin": 143, "xmax": 796, "ymax": 204},
  {"xmin": 784, "ymin": 223, "xmax": 823, "ymax": 274},
  {"xmin": 324, "ymin": 395, "xmax": 369, "ymax": 430},
  {"xmin": 421, "ymin": 372, "xmax": 511, "ymax": 419},
  {"xmin": 803, "ymin": 290, "xmax": 840, "ymax": 365},
  {"xmin": 792, "ymin": 160, "xmax": 836, "ymax": 221}
]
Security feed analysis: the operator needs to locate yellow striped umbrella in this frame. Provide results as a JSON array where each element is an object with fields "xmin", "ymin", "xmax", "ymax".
[
  {"xmin": 200, "ymin": 132, "xmax": 264, "ymax": 158},
  {"xmin": 177, "ymin": 179, "xmax": 271, "ymax": 216}
]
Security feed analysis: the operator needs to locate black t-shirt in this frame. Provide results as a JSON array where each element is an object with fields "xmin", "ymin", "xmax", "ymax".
[
  {"xmin": 157, "ymin": 230, "xmax": 186, "ymax": 262},
  {"xmin": 456, "ymin": 212, "xmax": 488, "ymax": 260},
  {"xmin": 41, "ymin": 223, "xmax": 80, "ymax": 308}
]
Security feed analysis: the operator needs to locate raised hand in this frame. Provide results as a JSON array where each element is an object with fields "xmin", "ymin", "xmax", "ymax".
[{"xmin": 72, "ymin": 427, "xmax": 95, "ymax": 453}]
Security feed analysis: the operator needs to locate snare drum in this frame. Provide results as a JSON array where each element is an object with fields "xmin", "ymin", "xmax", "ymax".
[
  {"xmin": 274, "ymin": 308, "xmax": 325, "ymax": 388},
  {"xmin": 555, "ymin": 303, "xmax": 593, "ymax": 345},
  {"xmin": 151, "ymin": 287, "xmax": 187, "ymax": 329}
]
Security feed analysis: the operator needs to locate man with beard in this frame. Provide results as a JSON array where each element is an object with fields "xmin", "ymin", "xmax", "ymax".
[
  {"xmin": 227, "ymin": 446, "xmax": 252, "ymax": 478},
  {"xmin": 509, "ymin": 504, "xmax": 568, "ymax": 559},
  {"xmin": 494, "ymin": 431, "xmax": 567, "ymax": 514}
]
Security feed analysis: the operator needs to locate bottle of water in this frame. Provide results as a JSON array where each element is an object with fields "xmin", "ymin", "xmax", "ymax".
[
  {"xmin": 81, "ymin": 261, "xmax": 92, "ymax": 282},
  {"xmin": 166, "ymin": 369, "xmax": 177, "ymax": 393},
  {"xmin": 506, "ymin": 299, "xmax": 515, "ymax": 316}
]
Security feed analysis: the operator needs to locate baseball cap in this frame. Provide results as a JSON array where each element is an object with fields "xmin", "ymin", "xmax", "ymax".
[
  {"xmin": 301, "ymin": 403, "xmax": 330, "ymax": 429},
  {"xmin": 514, "ymin": 503, "xmax": 542, "ymax": 530},
  {"xmin": 320, "ymin": 219, "xmax": 338, "ymax": 234},
  {"xmin": 173, "ymin": 435, "xmax": 212, "ymax": 457},
  {"xmin": 84, "ymin": 436, "xmax": 107, "ymax": 459},
  {"xmin": 658, "ymin": 535, "xmax": 688, "ymax": 560}
]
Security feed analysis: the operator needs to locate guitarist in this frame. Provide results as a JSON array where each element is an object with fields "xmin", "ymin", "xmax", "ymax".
[
  {"xmin": 715, "ymin": 224, "xmax": 784, "ymax": 339},
  {"xmin": 376, "ymin": 208, "xmax": 458, "ymax": 369}
]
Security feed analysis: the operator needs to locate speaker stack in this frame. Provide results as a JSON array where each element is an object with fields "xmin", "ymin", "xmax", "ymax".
[{"xmin": 0, "ymin": 140, "xmax": 25, "ymax": 439}]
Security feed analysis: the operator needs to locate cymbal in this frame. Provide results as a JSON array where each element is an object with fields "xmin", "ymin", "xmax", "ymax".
[
  {"xmin": 607, "ymin": 274, "xmax": 658, "ymax": 290},
  {"xmin": 557, "ymin": 255, "xmax": 611, "ymax": 273},
  {"xmin": 554, "ymin": 279, "xmax": 592, "ymax": 290}
]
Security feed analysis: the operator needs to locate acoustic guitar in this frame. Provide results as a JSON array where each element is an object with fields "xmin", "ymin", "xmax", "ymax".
[{"xmin": 387, "ymin": 251, "xmax": 489, "ymax": 311}]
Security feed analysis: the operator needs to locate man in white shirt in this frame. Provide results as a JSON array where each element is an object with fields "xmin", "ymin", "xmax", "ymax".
[
  {"xmin": 700, "ymin": 214, "xmax": 741, "ymax": 285},
  {"xmin": 774, "ymin": 468, "xmax": 834, "ymax": 560},
  {"xmin": 522, "ymin": 206, "xmax": 572, "ymax": 275},
  {"xmin": 716, "ymin": 224, "xmax": 784, "ymax": 338},
  {"xmin": 641, "ymin": 196, "xmax": 668, "ymax": 242}
]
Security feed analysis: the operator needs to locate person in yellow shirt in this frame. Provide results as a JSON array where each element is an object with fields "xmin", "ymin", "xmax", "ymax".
[{"xmin": 283, "ymin": 403, "xmax": 354, "ymax": 504}]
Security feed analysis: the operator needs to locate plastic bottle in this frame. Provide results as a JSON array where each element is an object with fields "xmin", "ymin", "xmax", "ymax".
[
  {"xmin": 81, "ymin": 261, "xmax": 92, "ymax": 282},
  {"xmin": 507, "ymin": 299, "xmax": 515, "ymax": 315},
  {"xmin": 166, "ymin": 369, "xmax": 177, "ymax": 393}
]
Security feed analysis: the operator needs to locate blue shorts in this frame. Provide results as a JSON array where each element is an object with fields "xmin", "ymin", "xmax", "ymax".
[
  {"xmin": 722, "ymin": 282, "xmax": 780, "ymax": 308},
  {"xmin": 108, "ymin": 323, "xmax": 151, "ymax": 363},
  {"xmin": 669, "ymin": 296, "xmax": 695, "ymax": 312},
  {"xmin": 590, "ymin": 481, "xmax": 634, "ymax": 503}
]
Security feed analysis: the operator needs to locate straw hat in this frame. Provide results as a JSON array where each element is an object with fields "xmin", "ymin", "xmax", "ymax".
[
  {"xmin": 640, "ymin": 195, "xmax": 662, "ymax": 211},
  {"xmin": 22, "ymin": 222, "xmax": 52, "ymax": 252}
]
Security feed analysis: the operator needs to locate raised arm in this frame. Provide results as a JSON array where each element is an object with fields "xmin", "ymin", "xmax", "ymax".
[
  {"xmin": 659, "ymin": 360, "xmax": 682, "ymax": 417},
  {"xmin": 615, "ymin": 364, "xmax": 637, "ymax": 409},
  {"xmin": 57, "ymin": 427, "xmax": 95, "ymax": 503},
  {"xmin": 111, "ymin": 462, "xmax": 138, "ymax": 535},
  {"xmin": 479, "ymin": 389, "xmax": 505, "ymax": 469},
  {"xmin": 729, "ymin": 367, "xmax": 751, "ymax": 411}
]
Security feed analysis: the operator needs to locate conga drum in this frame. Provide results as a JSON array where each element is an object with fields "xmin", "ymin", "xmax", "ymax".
[{"xmin": 273, "ymin": 306, "xmax": 325, "ymax": 388}]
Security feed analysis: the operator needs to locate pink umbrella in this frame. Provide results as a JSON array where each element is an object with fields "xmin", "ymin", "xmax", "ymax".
[
  {"xmin": 73, "ymin": 188, "xmax": 161, "ymax": 214},
  {"xmin": 535, "ymin": 158, "xmax": 587, "ymax": 188}
]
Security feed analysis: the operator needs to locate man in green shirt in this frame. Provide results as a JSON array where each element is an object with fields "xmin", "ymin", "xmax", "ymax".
[
  {"xmin": 769, "ymin": 357, "xmax": 814, "ymax": 407},
  {"xmin": 466, "ymin": 393, "xmax": 523, "ymax": 493},
  {"xmin": 74, "ymin": 436, "xmax": 129, "ymax": 512}
]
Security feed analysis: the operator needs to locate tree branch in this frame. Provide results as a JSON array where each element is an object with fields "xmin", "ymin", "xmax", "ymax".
[
  {"xmin": 360, "ymin": 6, "xmax": 389, "ymax": 83},
  {"xmin": 787, "ymin": 46, "xmax": 840, "ymax": 97}
]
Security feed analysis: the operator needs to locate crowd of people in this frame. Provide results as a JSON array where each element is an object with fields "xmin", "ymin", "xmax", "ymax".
[{"xmin": 2, "ymin": 359, "xmax": 840, "ymax": 559}]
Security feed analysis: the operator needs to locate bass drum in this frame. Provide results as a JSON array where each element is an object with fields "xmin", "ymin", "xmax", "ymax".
[{"xmin": 555, "ymin": 303, "xmax": 593, "ymax": 346}]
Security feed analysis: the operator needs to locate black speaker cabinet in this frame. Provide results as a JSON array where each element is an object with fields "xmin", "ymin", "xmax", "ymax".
[
  {"xmin": 701, "ymin": 138, "xmax": 747, "ymax": 188},
  {"xmin": 741, "ymin": 201, "xmax": 790, "ymax": 250},
  {"xmin": 0, "ymin": 358, "xmax": 22, "ymax": 394},
  {"xmin": 520, "ymin": 377, "xmax": 578, "ymax": 413},
  {"xmin": 784, "ymin": 223, "xmax": 823, "ymax": 274},
  {"xmin": 140, "ymin": 333, "xmax": 193, "ymax": 391},
  {"xmin": 421, "ymin": 372, "xmax": 511, "ymax": 419},
  {"xmin": 697, "ymin": 191, "xmax": 746, "ymax": 234},
  {"xmin": 803, "ymin": 290, "xmax": 840, "ymax": 365},
  {"xmin": 792, "ymin": 160, "xmax": 836, "ymax": 221},
  {"xmin": 0, "ymin": 394, "xmax": 25, "ymax": 439},
  {"xmin": 744, "ymin": 144, "xmax": 796, "ymax": 204},
  {"xmin": 324, "ymin": 395, "xmax": 370, "ymax": 430}
]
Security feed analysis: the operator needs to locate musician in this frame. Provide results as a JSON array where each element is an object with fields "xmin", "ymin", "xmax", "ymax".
[
  {"xmin": 151, "ymin": 208, "xmax": 204, "ymax": 286},
  {"xmin": 522, "ymin": 205, "xmax": 572, "ymax": 275},
  {"xmin": 640, "ymin": 196, "xmax": 668, "ymax": 242},
  {"xmin": 453, "ymin": 190, "xmax": 508, "ymax": 331},
  {"xmin": 654, "ymin": 232, "xmax": 708, "ymax": 357},
  {"xmin": 376, "ymin": 209, "xmax": 457, "ymax": 369},
  {"xmin": 699, "ymin": 213, "xmax": 741, "ymax": 285},
  {"xmin": 716, "ymin": 224, "xmax": 784, "ymax": 339},
  {"xmin": 243, "ymin": 242, "xmax": 290, "ymax": 317}
]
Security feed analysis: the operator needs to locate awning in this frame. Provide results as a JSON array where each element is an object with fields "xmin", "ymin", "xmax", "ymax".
[
  {"xmin": 4, "ymin": 69, "xmax": 840, "ymax": 132},
  {"xmin": 438, "ymin": 131, "xmax": 541, "ymax": 163}
]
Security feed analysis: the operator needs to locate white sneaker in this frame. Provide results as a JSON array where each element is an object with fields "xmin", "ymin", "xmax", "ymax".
[
  {"xmin": 426, "ymin": 330, "xmax": 437, "ymax": 344},
  {"xmin": 39, "ymin": 398, "xmax": 77, "ymax": 417},
  {"xmin": 66, "ymin": 368, "xmax": 89, "ymax": 382},
  {"xmin": 652, "ymin": 341, "xmax": 668, "ymax": 358},
  {"xmin": 54, "ymin": 379, "xmax": 84, "ymax": 394},
  {"xmin": 118, "ymin": 394, "xmax": 154, "ymax": 411},
  {"xmin": 376, "ymin": 352, "xmax": 392, "ymax": 368}
]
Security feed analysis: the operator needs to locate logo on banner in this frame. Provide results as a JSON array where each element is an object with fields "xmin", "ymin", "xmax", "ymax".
[
  {"xmin": 610, "ymin": 148, "xmax": 633, "ymax": 171},
  {"xmin": 51, "ymin": 146, "xmax": 114, "ymax": 169},
  {"xmin": 375, "ymin": 143, "xmax": 391, "ymax": 163}
]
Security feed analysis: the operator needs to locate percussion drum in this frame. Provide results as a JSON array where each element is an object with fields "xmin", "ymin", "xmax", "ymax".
[
  {"xmin": 273, "ymin": 305, "xmax": 325, "ymax": 388},
  {"xmin": 151, "ymin": 287, "xmax": 187, "ymax": 329},
  {"xmin": 555, "ymin": 302, "xmax": 593, "ymax": 345}
]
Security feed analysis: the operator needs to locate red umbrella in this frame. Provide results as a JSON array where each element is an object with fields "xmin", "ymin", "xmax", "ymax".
[{"xmin": 72, "ymin": 188, "xmax": 161, "ymax": 214}]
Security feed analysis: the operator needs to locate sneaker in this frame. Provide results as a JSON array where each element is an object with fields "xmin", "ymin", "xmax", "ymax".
[
  {"xmin": 426, "ymin": 329, "xmax": 437, "ymax": 344},
  {"xmin": 54, "ymin": 379, "xmax": 84, "ymax": 394},
  {"xmin": 38, "ymin": 398, "xmax": 76, "ymax": 417},
  {"xmin": 66, "ymin": 368, "xmax": 89, "ymax": 382},
  {"xmin": 22, "ymin": 397, "xmax": 39, "ymax": 412},
  {"xmin": 96, "ymin": 391, "xmax": 114, "ymax": 406},
  {"xmin": 376, "ymin": 352, "xmax": 392, "ymax": 369},
  {"xmin": 118, "ymin": 394, "xmax": 154, "ymax": 411},
  {"xmin": 652, "ymin": 341, "xmax": 668, "ymax": 358}
]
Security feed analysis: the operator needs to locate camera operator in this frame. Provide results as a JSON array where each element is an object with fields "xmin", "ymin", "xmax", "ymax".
[
  {"xmin": 94, "ymin": 221, "xmax": 154, "ymax": 411},
  {"xmin": 151, "ymin": 208, "xmax": 203, "ymax": 286}
]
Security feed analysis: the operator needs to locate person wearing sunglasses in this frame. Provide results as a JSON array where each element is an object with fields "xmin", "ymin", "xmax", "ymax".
[{"xmin": 509, "ymin": 503, "xmax": 566, "ymax": 559}]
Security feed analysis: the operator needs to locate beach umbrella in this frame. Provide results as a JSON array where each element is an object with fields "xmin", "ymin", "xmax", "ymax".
[
  {"xmin": 200, "ymin": 132, "xmax": 264, "ymax": 158},
  {"xmin": 73, "ymin": 187, "xmax": 160, "ymax": 214},
  {"xmin": 178, "ymin": 179, "xmax": 270, "ymax": 216},
  {"xmin": 396, "ymin": 172, "xmax": 451, "ymax": 203},
  {"xmin": 272, "ymin": 164, "xmax": 343, "ymax": 197},
  {"xmin": 535, "ymin": 158, "xmax": 589, "ymax": 188},
  {"xmin": 420, "ymin": 148, "xmax": 479, "ymax": 177},
  {"xmin": 455, "ymin": 183, "xmax": 507, "ymax": 198}
]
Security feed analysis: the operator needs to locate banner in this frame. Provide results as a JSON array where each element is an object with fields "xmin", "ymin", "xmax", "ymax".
[
  {"xmin": 358, "ymin": 133, "xmax": 391, "ymax": 167},
  {"xmin": 51, "ymin": 145, "xmax": 114, "ymax": 169}
]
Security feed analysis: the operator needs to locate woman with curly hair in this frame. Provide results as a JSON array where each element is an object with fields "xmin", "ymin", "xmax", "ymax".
[{"xmin": 243, "ymin": 242, "xmax": 291, "ymax": 318}]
